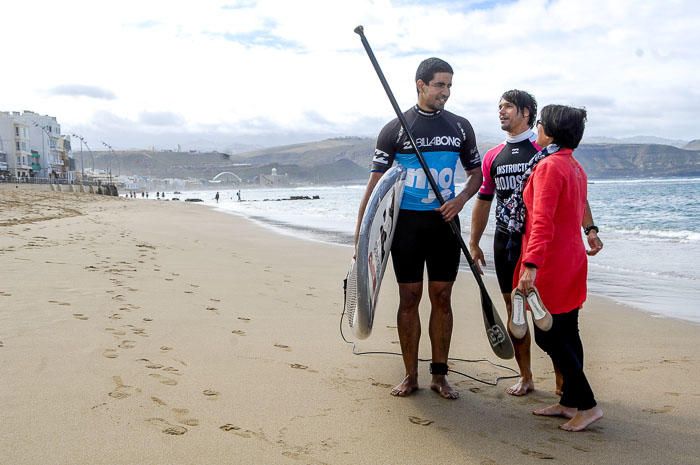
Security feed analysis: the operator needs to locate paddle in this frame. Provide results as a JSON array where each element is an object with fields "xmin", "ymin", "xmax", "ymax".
[{"xmin": 354, "ymin": 25, "xmax": 514, "ymax": 360}]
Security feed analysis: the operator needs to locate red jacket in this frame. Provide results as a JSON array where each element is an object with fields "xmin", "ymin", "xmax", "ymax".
[{"xmin": 513, "ymin": 148, "xmax": 588, "ymax": 314}]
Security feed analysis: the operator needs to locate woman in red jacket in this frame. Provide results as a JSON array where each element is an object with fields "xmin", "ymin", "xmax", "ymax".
[{"xmin": 514, "ymin": 104, "xmax": 603, "ymax": 431}]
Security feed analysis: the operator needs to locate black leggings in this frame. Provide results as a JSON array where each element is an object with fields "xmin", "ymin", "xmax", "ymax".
[{"xmin": 534, "ymin": 309, "xmax": 597, "ymax": 410}]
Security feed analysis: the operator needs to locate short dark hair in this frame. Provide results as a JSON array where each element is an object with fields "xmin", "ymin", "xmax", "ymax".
[
  {"xmin": 501, "ymin": 89, "xmax": 537, "ymax": 128},
  {"xmin": 415, "ymin": 57, "xmax": 453, "ymax": 85},
  {"xmin": 539, "ymin": 104, "xmax": 587, "ymax": 149}
]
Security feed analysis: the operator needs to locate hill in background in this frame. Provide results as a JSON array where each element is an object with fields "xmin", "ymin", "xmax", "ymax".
[{"xmin": 89, "ymin": 136, "xmax": 700, "ymax": 184}]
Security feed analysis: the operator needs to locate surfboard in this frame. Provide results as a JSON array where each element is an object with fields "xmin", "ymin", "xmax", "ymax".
[{"xmin": 348, "ymin": 165, "xmax": 406, "ymax": 339}]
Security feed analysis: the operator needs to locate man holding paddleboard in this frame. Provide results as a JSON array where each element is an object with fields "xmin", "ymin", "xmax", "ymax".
[
  {"xmin": 354, "ymin": 57, "xmax": 482, "ymax": 399},
  {"xmin": 469, "ymin": 90, "xmax": 603, "ymax": 396}
]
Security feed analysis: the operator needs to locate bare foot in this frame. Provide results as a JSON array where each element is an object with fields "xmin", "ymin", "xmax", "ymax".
[
  {"xmin": 430, "ymin": 376, "xmax": 459, "ymax": 400},
  {"xmin": 533, "ymin": 403, "xmax": 577, "ymax": 419},
  {"xmin": 390, "ymin": 375, "xmax": 418, "ymax": 397},
  {"xmin": 560, "ymin": 406, "xmax": 603, "ymax": 431},
  {"xmin": 506, "ymin": 378, "xmax": 535, "ymax": 396}
]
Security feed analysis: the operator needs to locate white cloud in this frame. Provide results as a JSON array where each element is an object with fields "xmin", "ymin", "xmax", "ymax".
[{"xmin": 1, "ymin": 0, "xmax": 698, "ymax": 149}]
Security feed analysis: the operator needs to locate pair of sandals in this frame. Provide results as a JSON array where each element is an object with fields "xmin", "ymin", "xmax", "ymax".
[{"xmin": 509, "ymin": 287, "xmax": 553, "ymax": 339}]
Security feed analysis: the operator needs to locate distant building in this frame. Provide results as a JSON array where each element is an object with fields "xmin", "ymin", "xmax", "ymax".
[
  {"xmin": 259, "ymin": 167, "xmax": 289, "ymax": 187},
  {"xmin": 0, "ymin": 110, "xmax": 72, "ymax": 178}
]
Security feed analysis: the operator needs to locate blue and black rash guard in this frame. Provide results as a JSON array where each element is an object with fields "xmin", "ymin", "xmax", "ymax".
[{"xmin": 371, "ymin": 106, "xmax": 480, "ymax": 211}]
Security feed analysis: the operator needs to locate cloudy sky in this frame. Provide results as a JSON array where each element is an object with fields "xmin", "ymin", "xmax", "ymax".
[{"xmin": 2, "ymin": 0, "xmax": 698, "ymax": 150}]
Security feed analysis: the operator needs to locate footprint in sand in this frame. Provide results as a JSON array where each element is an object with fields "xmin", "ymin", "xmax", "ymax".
[
  {"xmin": 219, "ymin": 424, "xmax": 259, "ymax": 439},
  {"xmin": 160, "ymin": 346, "xmax": 173, "ymax": 351},
  {"xmin": 0, "ymin": 341, "xmax": 4, "ymax": 348},
  {"xmin": 520, "ymin": 448, "xmax": 555, "ymax": 460},
  {"xmin": 370, "ymin": 380, "xmax": 392, "ymax": 388},
  {"xmin": 184, "ymin": 291, "xmax": 194, "ymax": 294},
  {"xmin": 109, "ymin": 376, "xmax": 140, "ymax": 399},
  {"xmin": 172, "ymin": 408, "xmax": 199, "ymax": 427},
  {"xmin": 72, "ymin": 313, "xmax": 88, "ymax": 320},
  {"xmin": 151, "ymin": 396, "xmax": 167, "ymax": 406},
  {"xmin": 643, "ymin": 405, "xmax": 675, "ymax": 414},
  {"xmin": 206, "ymin": 307, "xmax": 219, "ymax": 314},
  {"xmin": 237, "ymin": 317, "xmax": 251, "ymax": 322},
  {"xmin": 143, "ymin": 317, "xmax": 153, "ymax": 322},
  {"xmin": 149, "ymin": 373, "xmax": 178, "ymax": 385},
  {"xmin": 103, "ymin": 349, "xmax": 118, "ymax": 359},
  {"xmin": 231, "ymin": 330, "xmax": 246, "ymax": 336},
  {"xmin": 118, "ymin": 340, "xmax": 136, "ymax": 349},
  {"xmin": 274, "ymin": 344, "xmax": 291, "ymax": 351},
  {"xmin": 290, "ymin": 363, "xmax": 308, "ymax": 370},
  {"xmin": 146, "ymin": 418, "xmax": 187, "ymax": 436},
  {"xmin": 131, "ymin": 328, "xmax": 148, "ymax": 337},
  {"xmin": 409, "ymin": 416, "xmax": 434, "ymax": 426},
  {"xmin": 203, "ymin": 389, "xmax": 220, "ymax": 398},
  {"xmin": 210, "ymin": 298, "xmax": 221, "ymax": 302}
]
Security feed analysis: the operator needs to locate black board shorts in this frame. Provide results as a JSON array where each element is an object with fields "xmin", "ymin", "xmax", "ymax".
[
  {"xmin": 493, "ymin": 228, "xmax": 521, "ymax": 294},
  {"xmin": 391, "ymin": 210, "xmax": 460, "ymax": 283}
]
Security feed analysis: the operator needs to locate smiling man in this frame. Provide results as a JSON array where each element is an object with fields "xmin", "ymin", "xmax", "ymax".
[{"xmin": 354, "ymin": 57, "xmax": 482, "ymax": 400}]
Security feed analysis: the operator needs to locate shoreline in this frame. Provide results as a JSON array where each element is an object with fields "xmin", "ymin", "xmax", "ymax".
[
  {"xmin": 1, "ymin": 188, "xmax": 698, "ymax": 465},
  {"xmin": 202, "ymin": 201, "xmax": 699, "ymax": 325}
]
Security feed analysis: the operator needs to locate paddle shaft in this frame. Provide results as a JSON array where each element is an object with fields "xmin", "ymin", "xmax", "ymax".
[{"xmin": 354, "ymin": 26, "xmax": 513, "ymax": 358}]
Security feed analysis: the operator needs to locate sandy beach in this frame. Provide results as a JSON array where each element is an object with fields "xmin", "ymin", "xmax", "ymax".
[{"xmin": 1, "ymin": 185, "xmax": 698, "ymax": 465}]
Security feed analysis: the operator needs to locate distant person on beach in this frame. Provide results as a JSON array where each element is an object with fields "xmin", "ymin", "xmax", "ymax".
[
  {"xmin": 513, "ymin": 104, "xmax": 603, "ymax": 431},
  {"xmin": 215, "ymin": 192, "xmax": 220, "ymax": 203},
  {"xmin": 469, "ymin": 90, "xmax": 603, "ymax": 397},
  {"xmin": 354, "ymin": 57, "xmax": 482, "ymax": 400},
  {"xmin": 237, "ymin": 190, "xmax": 241, "ymax": 201}
]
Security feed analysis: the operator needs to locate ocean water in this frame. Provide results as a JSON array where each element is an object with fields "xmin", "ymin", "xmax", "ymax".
[{"xmin": 174, "ymin": 177, "xmax": 700, "ymax": 323}]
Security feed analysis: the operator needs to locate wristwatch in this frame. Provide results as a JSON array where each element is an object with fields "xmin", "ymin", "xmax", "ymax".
[{"xmin": 584, "ymin": 225, "xmax": 599, "ymax": 235}]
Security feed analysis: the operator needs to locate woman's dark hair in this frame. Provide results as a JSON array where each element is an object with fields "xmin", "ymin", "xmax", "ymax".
[
  {"xmin": 539, "ymin": 104, "xmax": 587, "ymax": 149},
  {"xmin": 501, "ymin": 89, "xmax": 537, "ymax": 128},
  {"xmin": 415, "ymin": 57, "xmax": 453, "ymax": 85}
]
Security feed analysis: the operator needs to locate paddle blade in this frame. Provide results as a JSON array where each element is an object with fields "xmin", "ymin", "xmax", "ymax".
[{"xmin": 480, "ymin": 288, "xmax": 514, "ymax": 359}]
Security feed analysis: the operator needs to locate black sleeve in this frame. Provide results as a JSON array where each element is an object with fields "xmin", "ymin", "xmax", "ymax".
[
  {"xmin": 371, "ymin": 119, "xmax": 400, "ymax": 172},
  {"xmin": 457, "ymin": 117, "xmax": 481, "ymax": 171}
]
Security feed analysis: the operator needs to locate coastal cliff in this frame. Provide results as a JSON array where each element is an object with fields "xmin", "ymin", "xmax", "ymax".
[{"xmin": 88, "ymin": 137, "xmax": 700, "ymax": 183}]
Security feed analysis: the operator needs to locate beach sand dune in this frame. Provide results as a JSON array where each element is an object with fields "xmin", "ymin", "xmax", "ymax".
[{"xmin": 0, "ymin": 185, "xmax": 698, "ymax": 465}]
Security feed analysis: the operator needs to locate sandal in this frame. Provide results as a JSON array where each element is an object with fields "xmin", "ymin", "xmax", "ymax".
[
  {"xmin": 527, "ymin": 287, "xmax": 553, "ymax": 331},
  {"xmin": 509, "ymin": 289, "xmax": 528, "ymax": 339}
]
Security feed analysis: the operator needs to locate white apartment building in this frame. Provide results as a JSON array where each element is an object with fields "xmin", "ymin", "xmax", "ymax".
[{"xmin": 0, "ymin": 110, "xmax": 72, "ymax": 178}]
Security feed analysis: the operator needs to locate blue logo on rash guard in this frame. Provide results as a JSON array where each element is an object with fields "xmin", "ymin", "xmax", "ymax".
[{"xmin": 396, "ymin": 151, "xmax": 458, "ymax": 210}]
